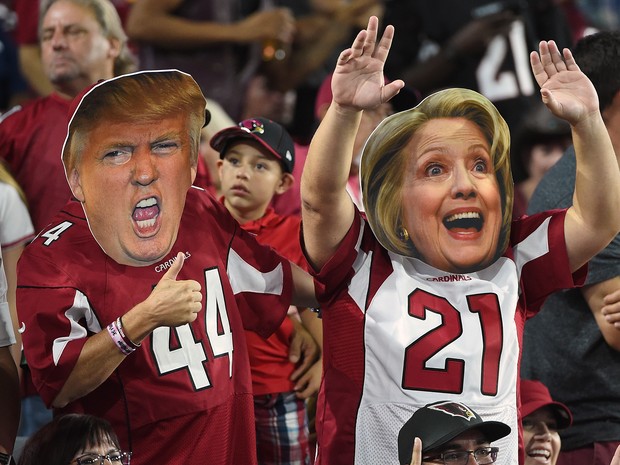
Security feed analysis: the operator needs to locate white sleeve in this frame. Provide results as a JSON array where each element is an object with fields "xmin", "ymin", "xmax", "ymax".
[
  {"xmin": 0, "ymin": 182, "xmax": 35, "ymax": 248},
  {"xmin": 0, "ymin": 252, "xmax": 15, "ymax": 347}
]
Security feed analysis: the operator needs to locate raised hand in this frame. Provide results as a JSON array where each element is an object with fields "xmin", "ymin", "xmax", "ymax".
[
  {"xmin": 331, "ymin": 15, "xmax": 404, "ymax": 112},
  {"xmin": 142, "ymin": 252, "xmax": 203, "ymax": 327},
  {"xmin": 530, "ymin": 40, "xmax": 599, "ymax": 126}
]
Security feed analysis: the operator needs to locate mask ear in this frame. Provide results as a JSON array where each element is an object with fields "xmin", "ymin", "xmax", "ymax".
[
  {"xmin": 68, "ymin": 169, "xmax": 85, "ymax": 202},
  {"xmin": 190, "ymin": 164, "xmax": 197, "ymax": 185},
  {"xmin": 275, "ymin": 173, "xmax": 294, "ymax": 195}
]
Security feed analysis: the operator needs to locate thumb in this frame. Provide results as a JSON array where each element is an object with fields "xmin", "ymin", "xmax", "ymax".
[
  {"xmin": 383, "ymin": 79, "xmax": 405, "ymax": 103},
  {"xmin": 161, "ymin": 252, "xmax": 185, "ymax": 281}
]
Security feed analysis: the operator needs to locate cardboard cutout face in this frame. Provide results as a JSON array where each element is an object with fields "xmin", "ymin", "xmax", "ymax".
[
  {"xmin": 62, "ymin": 70, "xmax": 205, "ymax": 267},
  {"xmin": 360, "ymin": 88, "xmax": 514, "ymax": 274}
]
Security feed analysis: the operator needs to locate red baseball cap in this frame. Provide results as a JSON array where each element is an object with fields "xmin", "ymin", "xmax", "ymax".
[{"xmin": 520, "ymin": 379, "xmax": 572, "ymax": 429}]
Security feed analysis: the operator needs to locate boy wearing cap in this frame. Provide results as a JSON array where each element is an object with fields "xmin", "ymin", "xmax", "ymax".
[
  {"xmin": 211, "ymin": 117, "xmax": 322, "ymax": 465},
  {"xmin": 520, "ymin": 379, "xmax": 572, "ymax": 465},
  {"xmin": 398, "ymin": 401, "xmax": 511, "ymax": 465}
]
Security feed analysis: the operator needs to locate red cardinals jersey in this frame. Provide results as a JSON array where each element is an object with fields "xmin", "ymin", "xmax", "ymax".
[
  {"xmin": 311, "ymin": 209, "xmax": 586, "ymax": 465},
  {"xmin": 0, "ymin": 94, "xmax": 73, "ymax": 232},
  {"xmin": 17, "ymin": 187, "xmax": 294, "ymax": 465},
  {"xmin": 241, "ymin": 207, "xmax": 306, "ymax": 395}
]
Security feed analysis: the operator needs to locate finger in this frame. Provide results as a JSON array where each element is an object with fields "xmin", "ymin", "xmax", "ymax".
[
  {"xmin": 348, "ymin": 28, "xmax": 369, "ymax": 61},
  {"xmin": 539, "ymin": 40, "xmax": 558, "ymax": 77},
  {"xmin": 382, "ymin": 79, "xmax": 406, "ymax": 104},
  {"xmin": 603, "ymin": 291, "xmax": 620, "ymax": 305},
  {"xmin": 373, "ymin": 24, "xmax": 395, "ymax": 63},
  {"xmin": 161, "ymin": 252, "xmax": 185, "ymax": 281},
  {"xmin": 604, "ymin": 312, "xmax": 620, "ymax": 324},
  {"xmin": 410, "ymin": 437, "xmax": 423, "ymax": 465},
  {"xmin": 294, "ymin": 380, "xmax": 316, "ymax": 399},
  {"xmin": 362, "ymin": 15, "xmax": 379, "ymax": 55},
  {"xmin": 530, "ymin": 49, "xmax": 547, "ymax": 88},
  {"xmin": 603, "ymin": 290, "xmax": 620, "ymax": 305},
  {"xmin": 548, "ymin": 40, "xmax": 567, "ymax": 72},
  {"xmin": 562, "ymin": 47, "xmax": 580, "ymax": 71},
  {"xmin": 290, "ymin": 352, "xmax": 313, "ymax": 380}
]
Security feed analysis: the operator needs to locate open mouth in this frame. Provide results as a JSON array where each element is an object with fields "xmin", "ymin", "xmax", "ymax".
[
  {"xmin": 527, "ymin": 448, "xmax": 551, "ymax": 461},
  {"xmin": 132, "ymin": 197, "xmax": 160, "ymax": 234},
  {"xmin": 443, "ymin": 211, "xmax": 483, "ymax": 232}
]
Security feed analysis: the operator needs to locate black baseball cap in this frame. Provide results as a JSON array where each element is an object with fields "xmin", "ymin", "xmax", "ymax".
[
  {"xmin": 210, "ymin": 117, "xmax": 295, "ymax": 173},
  {"xmin": 398, "ymin": 401, "xmax": 511, "ymax": 465}
]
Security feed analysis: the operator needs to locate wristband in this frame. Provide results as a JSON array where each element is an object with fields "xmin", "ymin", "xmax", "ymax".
[
  {"xmin": 107, "ymin": 320, "xmax": 134, "ymax": 356},
  {"xmin": 117, "ymin": 316, "xmax": 141, "ymax": 349},
  {"xmin": 0, "ymin": 452, "xmax": 14, "ymax": 465}
]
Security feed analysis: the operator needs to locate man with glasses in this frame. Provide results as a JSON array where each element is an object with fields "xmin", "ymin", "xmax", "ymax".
[{"xmin": 398, "ymin": 401, "xmax": 511, "ymax": 465}]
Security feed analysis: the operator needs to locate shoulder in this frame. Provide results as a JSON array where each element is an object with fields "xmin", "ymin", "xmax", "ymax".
[
  {"xmin": 24, "ymin": 201, "xmax": 92, "ymax": 261},
  {"xmin": 183, "ymin": 186, "xmax": 236, "ymax": 225},
  {"xmin": 0, "ymin": 95, "xmax": 70, "ymax": 134}
]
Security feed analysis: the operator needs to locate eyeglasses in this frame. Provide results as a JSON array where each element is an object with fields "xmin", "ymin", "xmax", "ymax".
[
  {"xmin": 73, "ymin": 450, "xmax": 131, "ymax": 465},
  {"xmin": 423, "ymin": 446, "xmax": 499, "ymax": 465}
]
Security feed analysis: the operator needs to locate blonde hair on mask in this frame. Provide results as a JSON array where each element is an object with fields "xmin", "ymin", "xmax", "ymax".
[{"xmin": 360, "ymin": 87, "xmax": 513, "ymax": 261}]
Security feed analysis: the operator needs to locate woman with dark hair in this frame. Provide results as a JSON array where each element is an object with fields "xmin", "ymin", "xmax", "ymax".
[{"xmin": 18, "ymin": 414, "xmax": 130, "ymax": 465}]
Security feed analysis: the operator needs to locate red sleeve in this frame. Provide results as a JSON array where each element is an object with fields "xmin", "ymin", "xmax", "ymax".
[{"xmin": 17, "ymin": 279, "xmax": 89, "ymax": 407}]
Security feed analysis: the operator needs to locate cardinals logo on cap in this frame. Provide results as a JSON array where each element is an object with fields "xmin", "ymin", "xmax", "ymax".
[
  {"xmin": 240, "ymin": 119, "xmax": 265, "ymax": 135},
  {"xmin": 428, "ymin": 401, "xmax": 477, "ymax": 421}
]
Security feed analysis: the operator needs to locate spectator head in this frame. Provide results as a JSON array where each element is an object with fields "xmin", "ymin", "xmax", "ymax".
[
  {"xmin": 39, "ymin": 0, "xmax": 136, "ymax": 97},
  {"xmin": 572, "ymin": 30, "xmax": 620, "ymax": 113},
  {"xmin": 17, "ymin": 413, "xmax": 129, "ymax": 465},
  {"xmin": 210, "ymin": 117, "xmax": 296, "ymax": 174},
  {"xmin": 398, "ymin": 401, "xmax": 511, "ymax": 465},
  {"xmin": 62, "ymin": 69, "xmax": 208, "ymax": 266},
  {"xmin": 521, "ymin": 379, "xmax": 572, "ymax": 465}
]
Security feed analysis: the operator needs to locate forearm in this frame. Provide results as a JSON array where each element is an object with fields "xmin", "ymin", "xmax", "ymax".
[
  {"xmin": 126, "ymin": 3, "xmax": 242, "ymax": 48},
  {"xmin": 0, "ymin": 348, "xmax": 19, "ymax": 453},
  {"xmin": 301, "ymin": 103, "xmax": 360, "ymax": 269},
  {"xmin": 53, "ymin": 303, "xmax": 157, "ymax": 408},
  {"xmin": 582, "ymin": 276, "xmax": 620, "ymax": 350},
  {"xmin": 268, "ymin": 16, "xmax": 352, "ymax": 92},
  {"xmin": 566, "ymin": 114, "xmax": 620, "ymax": 269},
  {"xmin": 52, "ymin": 329, "xmax": 128, "ymax": 408},
  {"xmin": 290, "ymin": 264, "xmax": 318, "ymax": 309}
]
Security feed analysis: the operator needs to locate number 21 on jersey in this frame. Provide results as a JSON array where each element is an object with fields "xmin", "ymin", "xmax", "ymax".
[{"xmin": 402, "ymin": 288, "xmax": 503, "ymax": 396}]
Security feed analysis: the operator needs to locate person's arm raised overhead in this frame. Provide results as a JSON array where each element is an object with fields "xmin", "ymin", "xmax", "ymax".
[
  {"xmin": 301, "ymin": 16, "xmax": 404, "ymax": 270},
  {"xmin": 126, "ymin": 0, "xmax": 295, "ymax": 50},
  {"xmin": 530, "ymin": 40, "xmax": 620, "ymax": 272}
]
